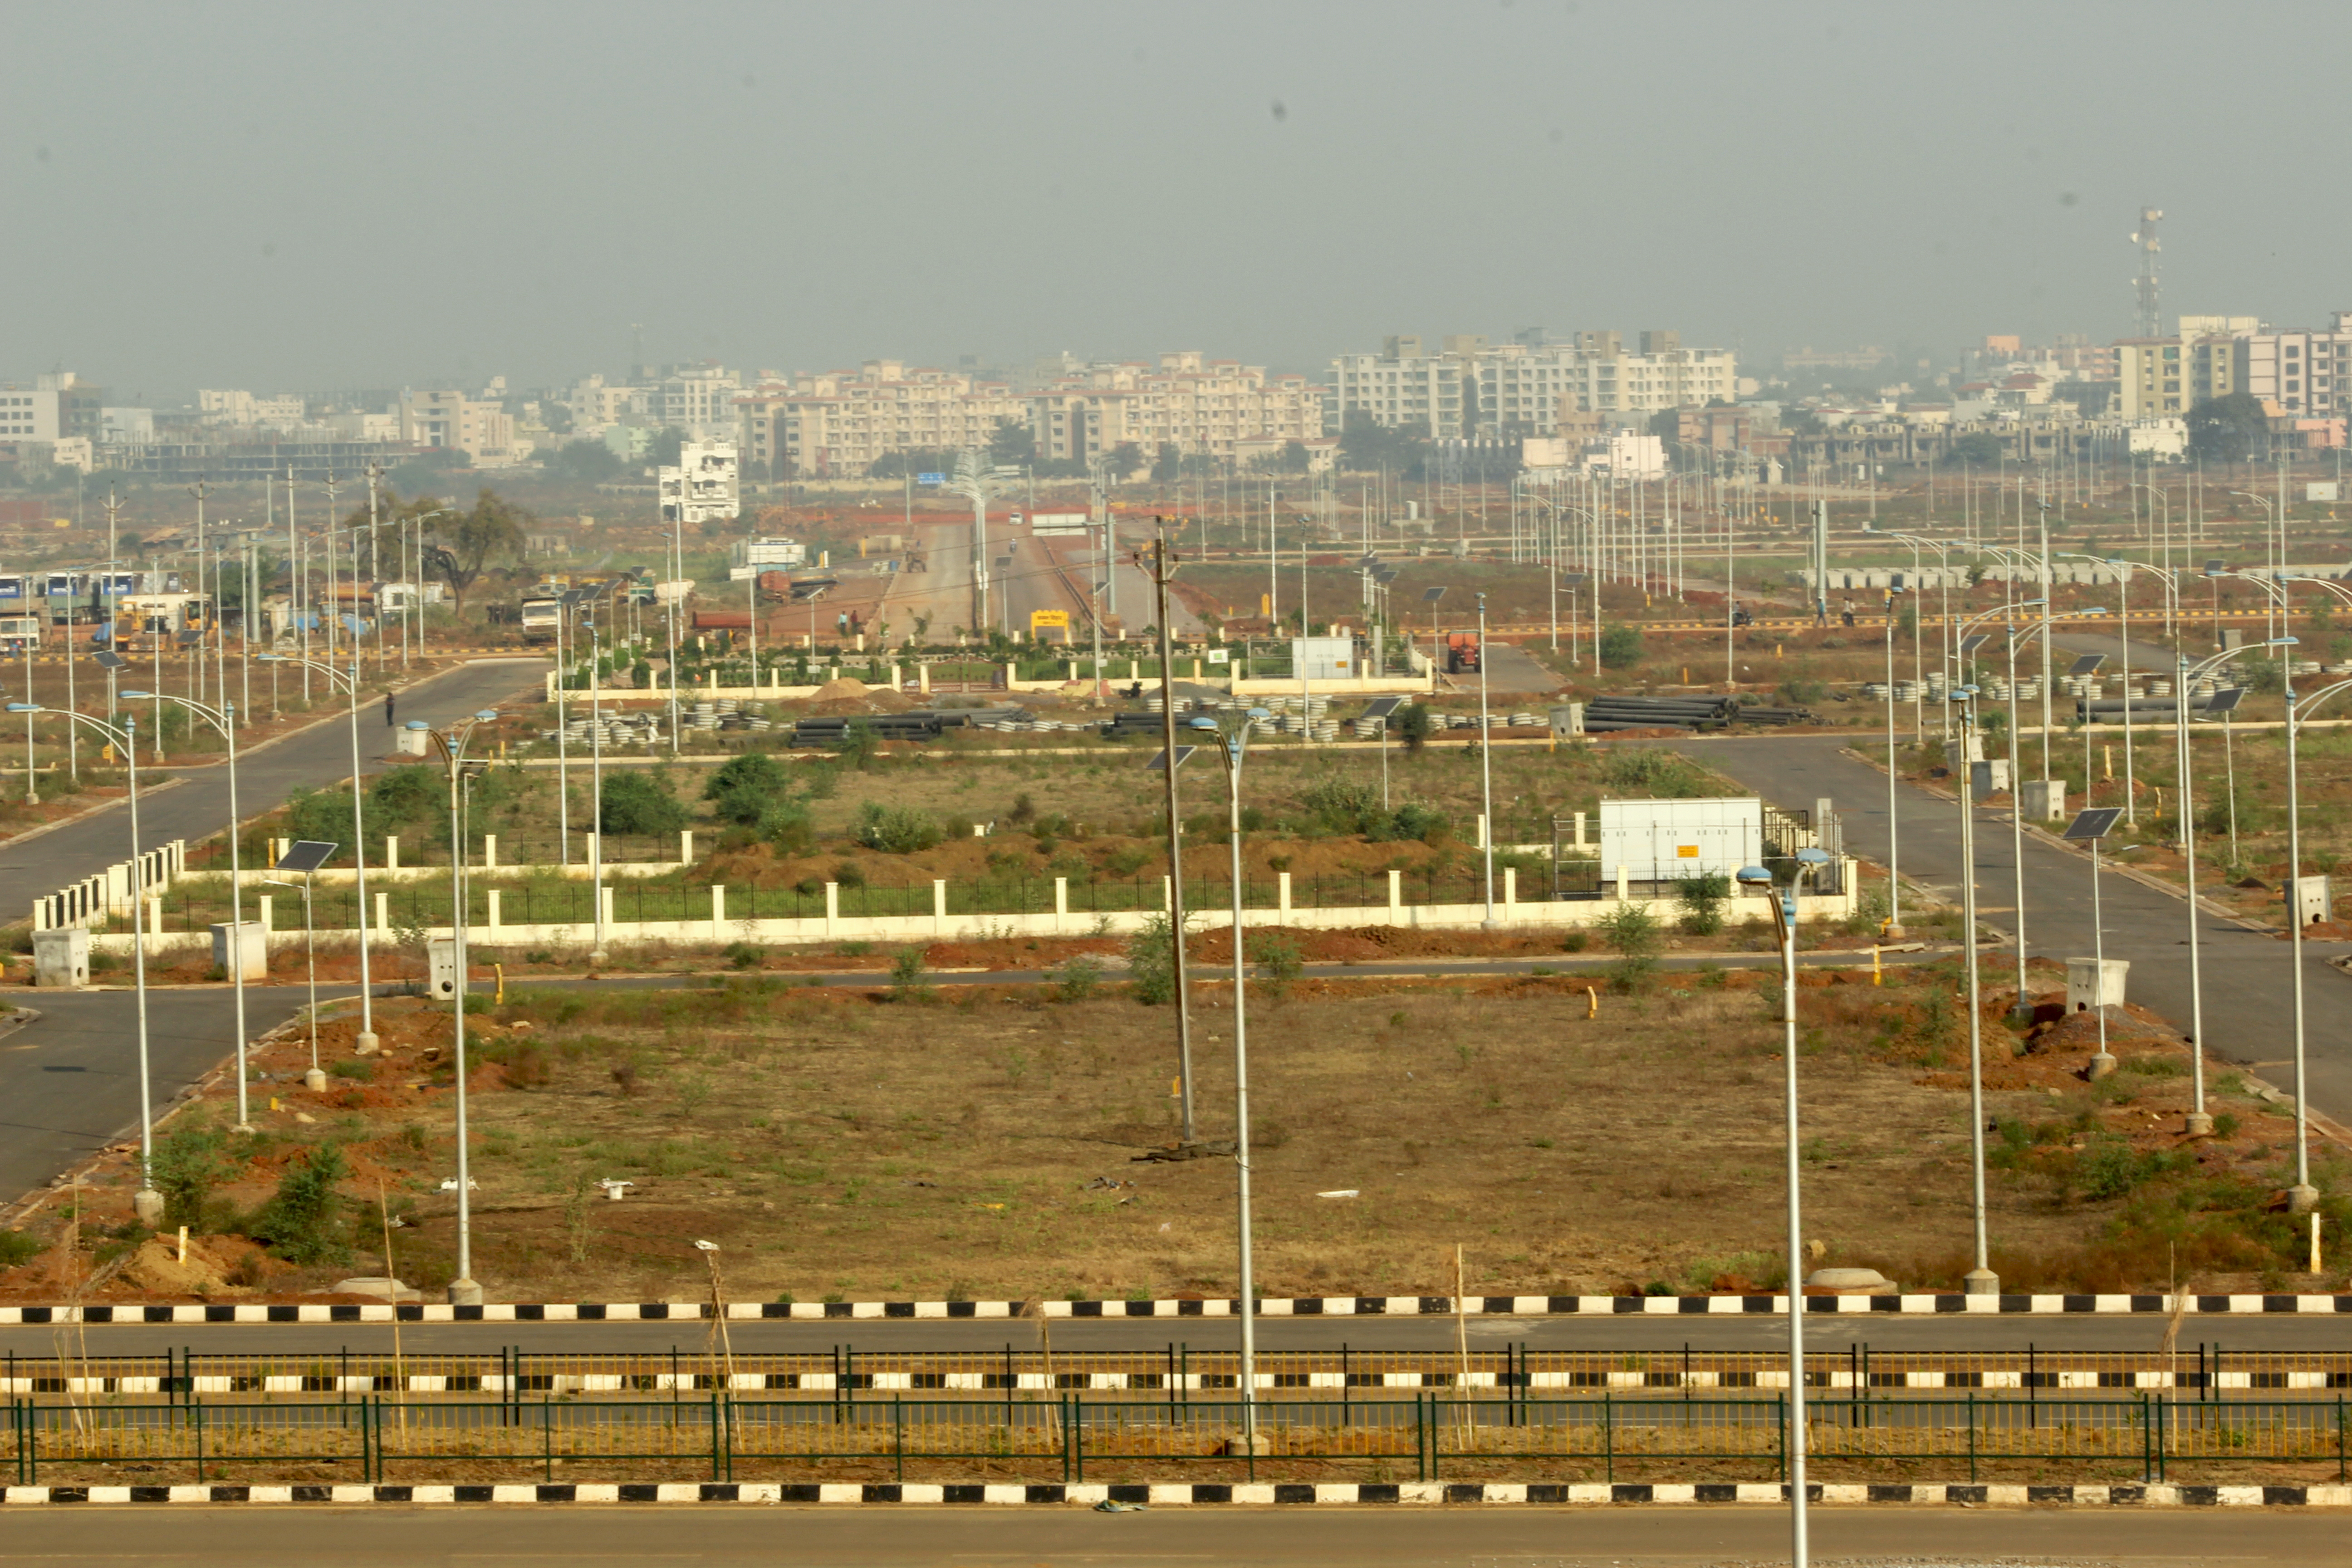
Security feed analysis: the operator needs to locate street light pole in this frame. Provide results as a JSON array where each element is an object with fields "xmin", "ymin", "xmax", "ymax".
[
  {"xmin": 1202, "ymin": 708, "xmax": 1270, "ymax": 1450},
  {"xmin": 433, "ymin": 709, "xmax": 502, "ymax": 1305},
  {"xmin": 1953, "ymin": 687, "xmax": 1999, "ymax": 1296},
  {"xmin": 1477, "ymin": 593, "xmax": 1495, "ymax": 928},
  {"xmin": 261, "ymin": 652, "xmax": 377, "ymax": 1054},
  {"xmin": 15, "ymin": 706, "xmax": 160, "ymax": 1222}
]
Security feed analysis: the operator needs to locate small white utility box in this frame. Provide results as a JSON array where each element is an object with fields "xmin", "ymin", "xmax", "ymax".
[
  {"xmin": 32, "ymin": 927, "xmax": 89, "ymax": 988},
  {"xmin": 2020, "ymin": 779, "xmax": 2068, "ymax": 820},
  {"xmin": 396, "ymin": 721, "xmax": 433, "ymax": 757},
  {"xmin": 426, "ymin": 937, "xmax": 463, "ymax": 1003},
  {"xmin": 209, "ymin": 921, "xmax": 266, "ymax": 982},
  {"xmin": 2066, "ymin": 956, "xmax": 2129, "ymax": 1012},
  {"xmin": 1967, "ymin": 760, "xmax": 2011, "ymax": 798},
  {"xmin": 1549, "ymin": 703, "xmax": 1584, "ymax": 740},
  {"xmin": 2291, "ymin": 875, "xmax": 2333, "ymax": 927},
  {"xmin": 1944, "ymin": 736, "xmax": 1985, "ymax": 768}
]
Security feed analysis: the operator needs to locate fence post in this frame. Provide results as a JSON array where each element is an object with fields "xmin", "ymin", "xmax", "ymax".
[
  {"xmin": 1603, "ymin": 1390, "xmax": 1612, "ymax": 1483},
  {"xmin": 1776, "ymin": 1392, "xmax": 1785, "ymax": 1485},
  {"xmin": 1060, "ymin": 1393, "xmax": 1073, "ymax": 1484},
  {"xmin": 710, "ymin": 1389, "xmax": 720, "ymax": 1482},
  {"xmin": 1967, "ymin": 1391, "xmax": 1977, "ymax": 1483},
  {"xmin": 894, "ymin": 1395, "xmax": 904, "ymax": 1483},
  {"xmin": 544, "ymin": 1394, "xmax": 554, "ymax": 1484},
  {"xmin": 192, "ymin": 1396, "xmax": 202, "ymax": 1485}
]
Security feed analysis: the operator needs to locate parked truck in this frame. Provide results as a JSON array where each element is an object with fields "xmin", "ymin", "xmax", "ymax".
[{"xmin": 1444, "ymin": 631, "xmax": 1482, "ymax": 674}]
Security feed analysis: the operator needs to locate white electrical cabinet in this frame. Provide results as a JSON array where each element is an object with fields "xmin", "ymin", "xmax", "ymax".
[{"xmin": 1597, "ymin": 796, "xmax": 1764, "ymax": 883}]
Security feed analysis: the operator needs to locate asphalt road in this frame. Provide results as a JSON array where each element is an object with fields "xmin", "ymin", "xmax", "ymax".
[
  {"xmin": 5, "ymin": 658, "xmax": 552, "ymax": 901},
  {"xmin": 0, "ymin": 1504, "xmax": 2334, "ymax": 1566},
  {"xmin": 1675, "ymin": 730, "xmax": 2352, "ymax": 1123}
]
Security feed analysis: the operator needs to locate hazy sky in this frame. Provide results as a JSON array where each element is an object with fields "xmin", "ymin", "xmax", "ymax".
[{"xmin": 7, "ymin": 0, "xmax": 2349, "ymax": 400}]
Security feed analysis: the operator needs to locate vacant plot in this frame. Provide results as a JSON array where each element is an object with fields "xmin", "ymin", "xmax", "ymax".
[{"xmin": 4, "ymin": 950, "xmax": 2339, "ymax": 1308}]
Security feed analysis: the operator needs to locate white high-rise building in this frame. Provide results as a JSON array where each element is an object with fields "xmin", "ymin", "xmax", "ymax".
[{"xmin": 1330, "ymin": 330, "xmax": 1735, "ymax": 439}]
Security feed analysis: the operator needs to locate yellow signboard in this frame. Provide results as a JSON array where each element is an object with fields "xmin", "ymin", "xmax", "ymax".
[{"xmin": 1029, "ymin": 609, "xmax": 1071, "ymax": 632}]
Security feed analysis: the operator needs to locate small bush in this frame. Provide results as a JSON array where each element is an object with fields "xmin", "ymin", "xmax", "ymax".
[
  {"xmin": 1251, "ymin": 931, "xmax": 1304, "ymax": 999},
  {"xmin": 1052, "ymin": 955, "xmax": 1103, "ymax": 1003},
  {"xmin": 1127, "ymin": 913, "xmax": 1184, "ymax": 1005},
  {"xmin": 723, "ymin": 940, "xmax": 762, "ymax": 970},
  {"xmin": 1602, "ymin": 748, "xmax": 1706, "ymax": 798},
  {"xmin": 598, "ymin": 771, "xmax": 686, "ymax": 836},
  {"xmin": 1595, "ymin": 901, "xmax": 1664, "ymax": 992},
  {"xmin": 328, "ymin": 1057, "xmax": 375, "ymax": 1083},
  {"xmin": 152, "ymin": 1122, "xmax": 233, "ymax": 1232},
  {"xmin": 853, "ymin": 800, "xmax": 944, "ymax": 853},
  {"xmin": 0, "ymin": 1230, "xmax": 44, "ymax": 1269},
  {"xmin": 250, "ymin": 1144, "xmax": 350, "ymax": 1265},
  {"xmin": 1675, "ymin": 872, "xmax": 1730, "ymax": 936},
  {"xmin": 888, "ymin": 948, "xmax": 933, "ymax": 1002},
  {"xmin": 1598, "ymin": 624, "xmax": 1645, "ymax": 669}
]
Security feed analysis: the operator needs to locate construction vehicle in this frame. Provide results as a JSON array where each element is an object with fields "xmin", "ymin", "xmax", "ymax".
[
  {"xmin": 518, "ymin": 593, "xmax": 562, "ymax": 644},
  {"xmin": 1444, "ymin": 630, "xmax": 1482, "ymax": 674}
]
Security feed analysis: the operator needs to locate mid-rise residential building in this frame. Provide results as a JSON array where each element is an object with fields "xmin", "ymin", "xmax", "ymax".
[
  {"xmin": 1330, "ymin": 331, "xmax": 1735, "ymax": 440},
  {"xmin": 398, "ymin": 388, "xmax": 517, "ymax": 464},
  {"xmin": 2115, "ymin": 338, "xmax": 2186, "ymax": 421},
  {"xmin": 650, "ymin": 364, "xmax": 742, "ymax": 441},
  {"xmin": 657, "ymin": 442, "xmax": 740, "ymax": 524},
  {"xmin": 735, "ymin": 352, "xmax": 1321, "ymax": 478},
  {"xmin": 197, "ymin": 390, "xmax": 307, "ymax": 427}
]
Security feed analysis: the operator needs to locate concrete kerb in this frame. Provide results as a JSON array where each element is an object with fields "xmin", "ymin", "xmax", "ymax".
[
  {"xmin": 0, "ymin": 1480, "xmax": 2338, "ymax": 1507},
  {"xmin": 8, "ymin": 1289, "xmax": 2352, "ymax": 1326}
]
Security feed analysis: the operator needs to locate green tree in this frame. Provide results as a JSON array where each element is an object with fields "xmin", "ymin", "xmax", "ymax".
[
  {"xmin": 647, "ymin": 426, "xmax": 687, "ymax": 468},
  {"xmin": 1675, "ymin": 871, "xmax": 1731, "ymax": 936},
  {"xmin": 2189, "ymin": 393, "xmax": 2270, "ymax": 465},
  {"xmin": 1595, "ymin": 901, "xmax": 1663, "ymax": 991},
  {"xmin": 1150, "ymin": 443, "xmax": 1183, "ymax": 483},
  {"xmin": 703, "ymin": 752, "xmax": 791, "ymax": 824},
  {"xmin": 599, "ymin": 771, "xmax": 686, "ymax": 835},
  {"xmin": 424, "ymin": 488, "xmax": 530, "ymax": 617},
  {"xmin": 546, "ymin": 440, "xmax": 624, "ymax": 484},
  {"xmin": 1949, "ymin": 431, "xmax": 2002, "ymax": 466},
  {"xmin": 1338, "ymin": 418, "xmax": 1433, "ymax": 477},
  {"xmin": 1395, "ymin": 703, "xmax": 1435, "ymax": 754},
  {"xmin": 1598, "ymin": 623, "xmax": 1645, "ymax": 669},
  {"xmin": 852, "ymin": 800, "xmax": 943, "ymax": 853},
  {"xmin": 1105, "ymin": 441, "xmax": 1146, "ymax": 479},
  {"xmin": 987, "ymin": 417, "xmax": 1036, "ymax": 467}
]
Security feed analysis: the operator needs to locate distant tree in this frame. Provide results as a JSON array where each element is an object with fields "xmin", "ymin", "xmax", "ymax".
[
  {"xmin": 1104, "ymin": 441, "xmax": 1146, "ymax": 479},
  {"xmin": 647, "ymin": 426, "xmax": 687, "ymax": 469},
  {"xmin": 388, "ymin": 447, "xmax": 470, "ymax": 494},
  {"xmin": 1277, "ymin": 439, "xmax": 1311, "ymax": 474},
  {"xmin": 546, "ymin": 440, "xmax": 624, "ymax": 484},
  {"xmin": 1151, "ymin": 443, "xmax": 1183, "ymax": 483},
  {"xmin": 867, "ymin": 449, "xmax": 956, "ymax": 481},
  {"xmin": 424, "ymin": 488, "xmax": 531, "ymax": 618},
  {"xmin": 1338, "ymin": 418, "xmax": 1432, "ymax": 477},
  {"xmin": 987, "ymin": 417, "xmax": 1036, "ymax": 467},
  {"xmin": 1949, "ymin": 431, "xmax": 2002, "ymax": 466},
  {"xmin": 2189, "ymin": 393, "xmax": 2270, "ymax": 466}
]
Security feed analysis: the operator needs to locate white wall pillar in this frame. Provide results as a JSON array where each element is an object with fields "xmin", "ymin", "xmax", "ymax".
[
  {"xmin": 599, "ymin": 884, "xmax": 615, "ymax": 930},
  {"xmin": 483, "ymin": 834, "xmax": 498, "ymax": 870},
  {"xmin": 385, "ymin": 835, "xmax": 399, "ymax": 872},
  {"xmin": 257, "ymin": 893, "xmax": 274, "ymax": 935},
  {"xmin": 711, "ymin": 884, "xmax": 725, "ymax": 937},
  {"xmin": 1503, "ymin": 866, "xmax": 1517, "ymax": 921},
  {"xmin": 1573, "ymin": 811, "xmax": 1587, "ymax": 850},
  {"xmin": 679, "ymin": 829, "xmax": 694, "ymax": 864},
  {"xmin": 918, "ymin": 663, "xmax": 932, "ymax": 694},
  {"xmin": 1161, "ymin": 874, "xmax": 1173, "ymax": 912},
  {"xmin": 1054, "ymin": 876, "xmax": 1068, "ymax": 932},
  {"xmin": 824, "ymin": 881, "xmax": 839, "ymax": 935},
  {"xmin": 373, "ymin": 892, "xmax": 389, "ymax": 942},
  {"xmin": 1615, "ymin": 865, "xmax": 1630, "ymax": 902},
  {"xmin": 486, "ymin": 888, "xmax": 502, "ymax": 931},
  {"xmin": 932, "ymin": 878, "xmax": 947, "ymax": 933},
  {"xmin": 1387, "ymin": 868, "xmax": 1403, "ymax": 920},
  {"xmin": 1475, "ymin": 814, "xmax": 1489, "ymax": 851},
  {"xmin": 1277, "ymin": 871, "xmax": 1292, "ymax": 925}
]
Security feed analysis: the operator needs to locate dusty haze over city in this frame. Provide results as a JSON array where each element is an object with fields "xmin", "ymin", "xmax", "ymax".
[{"xmin": 7, "ymin": 0, "xmax": 2351, "ymax": 393}]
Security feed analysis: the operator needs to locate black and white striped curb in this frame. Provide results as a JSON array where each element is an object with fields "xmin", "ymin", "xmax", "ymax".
[
  {"xmin": 14, "ymin": 1366, "xmax": 2343, "ymax": 1396},
  {"xmin": 0, "ymin": 1481, "xmax": 2342, "ymax": 1507},
  {"xmin": 7, "ymin": 1291, "xmax": 2351, "ymax": 1326}
]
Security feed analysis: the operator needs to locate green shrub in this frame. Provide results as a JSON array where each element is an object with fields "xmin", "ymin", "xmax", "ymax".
[
  {"xmin": 888, "ymin": 948, "xmax": 932, "ymax": 1002},
  {"xmin": 151, "ymin": 1123, "xmax": 232, "ymax": 1231},
  {"xmin": 1251, "ymin": 931, "xmax": 1304, "ymax": 999},
  {"xmin": 1127, "ymin": 913, "xmax": 1184, "ymax": 1005},
  {"xmin": 250, "ymin": 1144, "xmax": 350, "ymax": 1265},
  {"xmin": 328, "ymin": 1057, "xmax": 374, "ymax": 1082},
  {"xmin": 598, "ymin": 771, "xmax": 686, "ymax": 835},
  {"xmin": 1395, "ymin": 704, "xmax": 1434, "ymax": 752},
  {"xmin": 703, "ymin": 752, "xmax": 791, "ymax": 824},
  {"xmin": 1675, "ymin": 872, "xmax": 1730, "ymax": 936},
  {"xmin": 723, "ymin": 940, "xmax": 762, "ymax": 970},
  {"xmin": 852, "ymin": 801, "xmax": 943, "ymax": 853},
  {"xmin": 0, "ymin": 1230, "xmax": 44, "ymax": 1269},
  {"xmin": 1595, "ymin": 901, "xmax": 1664, "ymax": 991},
  {"xmin": 1598, "ymin": 624, "xmax": 1644, "ymax": 669},
  {"xmin": 1602, "ymin": 748, "xmax": 1706, "ymax": 798},
  {"xmin": 1052, "ymin": 955, "xmax": 1103, "ymax": 1002}
]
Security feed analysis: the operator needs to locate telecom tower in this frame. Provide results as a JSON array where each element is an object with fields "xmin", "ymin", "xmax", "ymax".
[{"xmin": 2131, "ymin": 208, "xmax": 2163, "ymax": 338}]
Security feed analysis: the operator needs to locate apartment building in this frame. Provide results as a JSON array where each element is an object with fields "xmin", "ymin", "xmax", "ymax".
[
  {"xmin": 650, "ymin": 364, "xmax": 742, "ymax": 441},
  {"xmin": 657, "ymin": 442, "xmax": 740, "ymax": 524},
  {"xmin": 0, "ymin": 372, "xmax": 103, "ymax": 446},
  {"xmin": 2115, "ymin": 338, "xmax": 2186, "ymax": 420},
  {"xmin": 397, "ymin": 388, "xmax": 516, "ymax": 463},
  {"xmin": 1331, "ymin": 331, "xmax": 1735, "ymax": 440},
  {"xmin": 197, "ymin": 390, "xmax": 307, "ymax": 427},
  {"xmin": 2236, "ymin": 325, "xmax": 2352, "ymax": 417},
  {"xmin": 736, "ymin": 353, "xmax": 1321, "ymax": 477}
]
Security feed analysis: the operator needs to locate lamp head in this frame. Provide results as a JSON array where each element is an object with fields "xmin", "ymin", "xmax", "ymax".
[
  {"xmin": 5, "ymin": 703, "xmax": 35, "ymax": 714},
  {"xmin": 1734, "ymin": 865, "xmax": 1774, "ymax": 887},
  {"xmin": 122, "ymin": 689, "xmax": 152, "ymax": 700},
  {"xmin": 475, "ymin": 709, "xmax": 498, "ymax": 721},
  {"xmin": 1795, "ymin": 848, "xmax": 1833, "ymax": 867}
]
